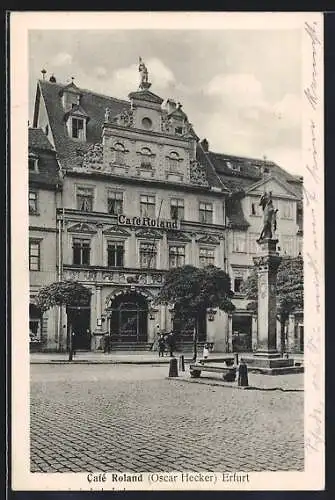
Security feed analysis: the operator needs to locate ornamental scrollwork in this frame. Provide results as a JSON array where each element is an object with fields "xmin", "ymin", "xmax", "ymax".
[
  {"xmin": 190, "ymin": 160, "xmax": 209, "ymax": 187},
  {"xmin": 82, "ymin": 143, "xmax": 103, "ymax": 170}
]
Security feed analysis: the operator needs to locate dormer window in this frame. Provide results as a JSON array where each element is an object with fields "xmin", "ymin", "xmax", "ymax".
[
  {"xmin": 227, "ymin": 161, "xmax": 240, "ymax": 172},
  {"xmin": 175, "ymin": 126, "xmax": 183, "ymax": 135},
  {"xmin": 71, "ymin": 117, "xmax": 85, "ymax": 140},
  {"xmin": 28, "ymin": 156, "xmax": 38, "ymax": 172}
]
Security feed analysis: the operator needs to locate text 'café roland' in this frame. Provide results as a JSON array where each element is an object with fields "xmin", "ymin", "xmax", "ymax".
[{"xmin": 117, "ymin": 214, "xmax": 181, "ymax": 230}]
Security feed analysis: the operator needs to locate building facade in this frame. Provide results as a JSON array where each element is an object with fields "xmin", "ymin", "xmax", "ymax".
[{"xmin": 29, "ymin": 68, "xmax": 303, "ymax": 353}]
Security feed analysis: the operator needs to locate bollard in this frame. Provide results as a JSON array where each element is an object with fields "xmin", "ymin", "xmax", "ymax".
[
  {"xmin": 179, "ymin": 355, "xmax": 185, "ymax": 372},
  {"xmin": 168, "ymin": 357, "xmax": 178, "ymax": 377},
  {"xmin": 238, "ymin": 359, "xmax": 249, "ymax": 387}
]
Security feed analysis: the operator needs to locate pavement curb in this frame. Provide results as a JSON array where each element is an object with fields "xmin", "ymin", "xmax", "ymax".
[
  {"xmin": 166, "ymin": 377, "xmax": 304, "ymax": 392},
  {"xmin": 30, "ymin": 360, "xmax": 172, "ymax": 365}
]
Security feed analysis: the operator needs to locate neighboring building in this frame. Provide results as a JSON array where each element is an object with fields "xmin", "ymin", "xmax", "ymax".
[
  {"xmin": 199, "ymin": 141, "xmax": 303, "ymax": 352},
  {"xmin": 28, "ymin": 127, "xmax": 61, "ymax": 349},
  {"xmin": 30, "ymin": 68, "xmax": 303, "ymax": 353}
]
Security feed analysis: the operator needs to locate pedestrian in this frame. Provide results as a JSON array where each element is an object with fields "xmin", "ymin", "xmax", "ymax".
[
  {"xmin": 71, "ymin": 331, "xmax": 76, "ymax": 357},
  {"xmin": 238, "ymin": 358, "xmax": 249, "ymax": 387},
  {"xmin": 103, "ymin": 332, "xmax": 111, "ymax": 354},
  {"xmin": 158, "ymin": 334, "xmax": 166, "ymax": 357},
  {"xmin": 166, "ymin": 331, "xmax": 176, "ymax": 357},
  {"xmin": 203, "ymin": 343, "xmax": 209, "ymax": 360},
  {"xmin": 150, "ymin": 324, "xmax": 161, "ymax": 351}
]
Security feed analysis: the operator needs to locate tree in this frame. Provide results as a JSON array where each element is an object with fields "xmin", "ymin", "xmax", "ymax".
[
  {"xmin": 241, "ymin": 256, "xmax": 303, "ymax": 353},
  {"xmin": 35, "ymin": 280, "xmax": 92, "ymax": 360},
  {"xmin": 154, "ymin": 265, "xmax": 235, "ymax": 360}
]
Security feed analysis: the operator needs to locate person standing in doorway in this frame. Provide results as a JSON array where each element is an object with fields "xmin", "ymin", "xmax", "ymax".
[
  {"xmin": 158, "ymin": 334, "xmax": 166, "ymax": 357},
  {"xmin": 166, "ymin": 331, "xmax": 176, "ymax": 357}
]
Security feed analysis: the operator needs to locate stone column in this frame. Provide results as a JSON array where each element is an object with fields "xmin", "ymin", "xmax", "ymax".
[
  {"xmin": 227, "ymin": 314, "xmax": 233, "ymax": 353},
  {"xmin": 287, "ymin": 313, "xmax": 296, "ymax": 353},
  {"xmin": 253, "ymin": 238, "xmax": 282, "ymax": 357},
  {"xmin": 251, "ymin": 314, "xmax": 258, "ymax": 351}
]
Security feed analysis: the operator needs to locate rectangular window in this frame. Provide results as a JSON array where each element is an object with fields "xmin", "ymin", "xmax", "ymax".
[
  {"xmin": 233, "ymin": 233, "xmax": 247, "ymax": 253},
  {"xmin": 282, "ymin": 201, "xmax": 293, "ymax": 219},
  {"xmin": 251, "ymin": 201, "xmax": 260, "ymax": 216},
  {"xmin": 28, "ymin": 158, "xmax": 38, "ymax": 172},
  {"xmin": 140, "ymin": 195, "xmax": 155, "ymax": 218},
  {"xmin": 72, "ymin": 118, "xmax": 84, "ymax": 140},
  {"xmin": 107, "ymin": 191, "xmax": 123, "ymax": 215},
  {"xmin": 234, "ymin": 277, "xmax": 243, "ymax": 293},
  {"xmin": 77, "ymin": 186, "xmax": 94, "ymax": 212},
  {"xmin": 140, "ymin": 242, "xmax": 156, "ymax": 269},
  {"xmin": 29, "ymin": 240, "xmax": 40, "ymax": 271},
  {"xmin": 170, "ymin": 198, "xmax": 184, "ymax": 220},
  {"xmin": 73, "ymin": 239, "xmax": 91, "ymax": 265},
  {"xmin": 199, "ymin": 202, "xmax": 213, "ymax": 224},
  {"xmin": 29, "ymin": 191, "xmax": 38, "ymax": 214},
  {"xmin": 169, "ymin": 246, "xmax": 185, "ymax": 268},
  {"xmin": 281, "ymin": 236, "xmax": 293, "ymax": 256},
  {"xmin": 199, "ymin": 248, "xmax": 215, "ymax": 268},
  {"xmin": 107, "ymin": 242, "xmax": 124, "ymax": 267}
]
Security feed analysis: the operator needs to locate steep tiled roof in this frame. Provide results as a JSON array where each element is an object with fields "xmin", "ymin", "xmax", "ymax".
[
  {"xmin": 36, "ymin": 80, "xmax": 129, "ymax": 170},
  {"xmin": 196, "ymin": 144, "xmax": 228, "ymax": 192},
  {"xmin": 29, "ymin": 128, "xmax": 60, "ymax": 187},
  {"xmin": 28, "ymin": 127, "xmax": 54, "ymax": 151},
  {"xmin": 203, "ymin": 149, "xmax": 303, "ymax": 199},
  {"xmin": 226, "ymin": 196, "xmax": 249, "ymax": 230}
]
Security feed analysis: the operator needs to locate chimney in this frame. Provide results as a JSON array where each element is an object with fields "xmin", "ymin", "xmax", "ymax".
[{"xmin": 201, "ymin": 138, "xmax": 209, "ymax": 152}]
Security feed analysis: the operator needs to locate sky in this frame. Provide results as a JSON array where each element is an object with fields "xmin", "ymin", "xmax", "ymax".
[{"xmin": 29, "ymin": 29, "xmax": 302, "ymax": 175}]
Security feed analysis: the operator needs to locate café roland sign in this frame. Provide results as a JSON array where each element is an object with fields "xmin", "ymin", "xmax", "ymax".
[{"xmin": 117, "ymin": 214, "xmax": 180, "ymax": 230}]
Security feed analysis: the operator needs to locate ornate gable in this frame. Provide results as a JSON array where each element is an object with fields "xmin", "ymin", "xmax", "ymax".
[
  {"xmin": 67, "ymin": 222, "xmax": 97, "ymax": 234},
  {"xmin": 167, "ymin": 231, "xmax": 192, "ymax": 242},
  {"xmin": 246, "ymin": 176, "xmax": 299, "ymax": 200},
  {"xmin": 196, "ymin": 234, "xmax": 220, "ymax": 245},
  {"xmin": 135, "ymin": 229, "xmax": 163, "ymax": 240},
  {"xmin": 103, "ymin": 225, "xmax": 131, "ymax": 237},
  {"xmin": 128, "ymin": 90, "xmax": 164, "ymax": 105},
  {"xmin": 81, "ymin": 143, "xmax": 103, "ymax": 169},
  {"xmin": 190, "ymin": 160, "xmax": 209, "ymax": 187}
]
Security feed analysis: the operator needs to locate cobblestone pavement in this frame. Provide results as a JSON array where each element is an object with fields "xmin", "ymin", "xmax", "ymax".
[{"xmin": 30, "ymin": 364, "xmax": 304, "ymax": 473}]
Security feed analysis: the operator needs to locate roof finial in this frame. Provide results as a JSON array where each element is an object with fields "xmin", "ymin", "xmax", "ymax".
[
  {"xmin": 71, "ymin": 76, "xmax": 75, "ymax": 84},
  {"xmin": 138, "ymin": 57, "xmax": 151, "ymax": 90},
  {"xmin": 41, "ymin": 69, "xmax": 47, "ymax": 80}
]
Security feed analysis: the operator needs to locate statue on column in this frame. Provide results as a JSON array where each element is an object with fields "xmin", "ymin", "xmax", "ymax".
[{"xmin": 258, "ymin": 191, "xmax": 278, "ymax": 240}]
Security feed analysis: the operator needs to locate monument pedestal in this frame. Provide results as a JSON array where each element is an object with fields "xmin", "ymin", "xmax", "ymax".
[{"xmin": 243, "ymin": 238, "xmax": 302, "ymax": 374}]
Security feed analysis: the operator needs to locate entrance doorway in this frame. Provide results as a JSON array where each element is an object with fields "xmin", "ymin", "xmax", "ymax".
[
  {"xmin": 29, "ymin": 304, "xmax": 42, "ymax": 340},
  {"xmin": 232, "ymin": 314, "xmax": 252, "ymax": 352},
  {"xmin": 108, "ymin": 292, "xmax": 148, "ymax": 343},
  {"xmin": 67, "ymin": 307, "xmax": 91, "ymax": 350}
]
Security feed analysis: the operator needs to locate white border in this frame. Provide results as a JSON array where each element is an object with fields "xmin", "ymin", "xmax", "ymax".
[{"xmin": 10, "ymin": 11, "xmax": 324, "ymax": 491}]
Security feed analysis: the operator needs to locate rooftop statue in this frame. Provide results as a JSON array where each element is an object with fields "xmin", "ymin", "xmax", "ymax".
[{"xmin": 139, "ymin": 57, "xmax": 149, "ymax": 86}]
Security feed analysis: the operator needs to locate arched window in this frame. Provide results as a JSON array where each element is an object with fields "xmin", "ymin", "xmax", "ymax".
[
  {"xmin": 113, "ymin": 143, "xmax": 126, "ymax": 165},
  {"xmin": 140, "ymin": 147, "xmax": 153, "ymax": 169},
  {"xmin": 168, "ymin": 151, "xmax": 180, "ymax": 170}
]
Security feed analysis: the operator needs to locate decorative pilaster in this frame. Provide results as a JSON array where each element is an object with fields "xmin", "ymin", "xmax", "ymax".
[{"xmin": 253, "ymin": 238, "xmax": 281, "ymax": 356}]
